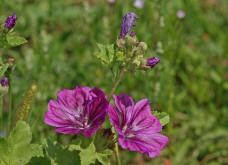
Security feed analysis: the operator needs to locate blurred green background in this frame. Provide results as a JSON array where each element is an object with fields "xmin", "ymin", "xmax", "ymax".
[{"xmin": 0, "ymin": 0, "xmax": 228, "ymax": 164}]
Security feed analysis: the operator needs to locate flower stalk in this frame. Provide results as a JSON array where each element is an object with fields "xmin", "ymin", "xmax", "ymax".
[
  {"xmin": 108, "ymin": 70, "xmax": 127, "ymax": 101},
  {"xmin": 0, "ymin": 96, "xmax": 3, "ymax": 135},
  {"xmin": 7, "ymin": 68, "xmax": 13, "ymax": 137}
]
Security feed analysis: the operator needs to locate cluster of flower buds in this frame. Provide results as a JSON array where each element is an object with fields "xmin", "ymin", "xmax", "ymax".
[{"xmin": 116, "ymin": 12, "xmax": 160, "ymax": 71}]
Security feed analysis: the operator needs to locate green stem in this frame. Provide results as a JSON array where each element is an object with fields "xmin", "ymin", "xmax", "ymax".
[
  {"xmin": 0, "ymin": 96, "xmax": 3, "ymax": 134},
  {"xmin": 114, "ymin": 142, "xmax": 121, "ymax": 165},
  {"xmin": 7, "ymin": 69, "xmax": 13, "ymax": 136},
  {"xmin": 107, "ymin": 70, "xmax": 126, "ymax": 165},
  {"xmin": 108, "ymin": 70, "xmax": 126, "ymax": 101}
]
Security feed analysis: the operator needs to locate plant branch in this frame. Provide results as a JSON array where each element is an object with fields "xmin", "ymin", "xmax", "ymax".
[{"xmin": 108, "ymin": 70, "xmax": 126, "ymax": 101}]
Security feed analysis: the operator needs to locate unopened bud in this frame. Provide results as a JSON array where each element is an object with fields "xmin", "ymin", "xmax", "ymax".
[
  {"xmin": 125, "ymin": 34, "xmax": 137, "ymax": 47},
  {"xmin": 147, "ymin": 57, "xmax": 160, "ymax": 67},
  {"xmin": 1, "ymin": 77, "xmax": 8, "ymax": 87},
  {"xmin": 116, "ymin": 38, "xmax": 126, "ymax": 49},
  {"xmin": 8, "ymin": 58, "xmax": 15, "ymax": 68},
  {"xmin": 4, "ymin": 14, "xmax": 17, "ymax": 30},
  {"xmin": 137, "ymin": 42, "xmax": 147, "ymax": 51}
]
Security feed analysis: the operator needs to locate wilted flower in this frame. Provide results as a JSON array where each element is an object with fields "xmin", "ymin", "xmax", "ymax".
[
  {"xmin": 120, "ymin": 12, "xmax": 139, "ymax": 38},
  {"xmin": 4, "ymin": 14, "xmax": 17, "ymax": 30},
  {"xmin": 44, "ymin": 86, "xmax": 109, "ymax": 137},
  {"xmin": 147, "ymin": 57, "xmax": 160, "ymax": 67},
  {"xmin": 109, "ymin": 94, "xmax": 168, "ymax": 158},
  {"xmin": 176, "ymin": 10, "xmax": 185, "ymax": 19},
  {"xmin": 1, "ymin": 77, "xmax": 8, "ymax": 86},
  {"xmin": 133, "ymin": 0, "xmax": 145, "ymax": 9},
  {"xmin": 107, "ymin": 0, "xmax": 116, "ymax": 3}
]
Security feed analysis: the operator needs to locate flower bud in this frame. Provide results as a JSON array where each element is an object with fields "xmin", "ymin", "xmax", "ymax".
[
  {"xmin": 147, "ymin": 57, "xmax": 160, "ymax": 67},
  {"xmin": 130, "ymin": 31, "xmax": 136, "ymax": 37},
  {"xmin": 125, "ymin": 34, "xmax": 137, "ymax": 47},
  {"xmin": 116, "ymin": 38, "xmax": 126, "ymax": 49},
  {"xmin": 1, "ymin": 77, "xmax": 8, "ymax": 86},
  {"xmin": 120, "ymin": 12, "xmax": 138, "ymax": 38},
  {"xmin": 138, "ymin": 42, "xmax": 147, "ymax": 51},
  {"xmin": 8, "ymin": 58, "xmax": 15, "ymax": 68},
  {"xmin": 4, "ymin": 14, "xmax": 17, "ymax": 30}
]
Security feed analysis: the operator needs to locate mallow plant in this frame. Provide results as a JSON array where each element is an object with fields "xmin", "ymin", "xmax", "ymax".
[{"xmin": 0, "ymin": 12, "xmax": 169, "ymax": 165}]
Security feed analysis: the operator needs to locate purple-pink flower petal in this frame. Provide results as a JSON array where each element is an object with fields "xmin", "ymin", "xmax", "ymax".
[
  {"xmin": 44, "ymin": 86, "xmax": 109, "ymax": 137},
  {"xmin": 120, "ymin": 12, "xmax": 139, "ymax": 38},
  {"xmin": 119, "ymin": 133, "xmax": 168, "ymax": 158},
  {"xmin": 113, "ymin": 94, "xmax": 134, "ymax": 128},
  {"xmin": 109, "ymin": 94, "xmax": 168, "ymax": 158}
]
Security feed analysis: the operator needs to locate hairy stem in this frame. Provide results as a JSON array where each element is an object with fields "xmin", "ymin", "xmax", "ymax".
[
  {"xmin": 114, "ymin": 142, "xmax": 121, "ymax": 165},
  {"xmin": 108, "ymin": 70, "xmax": 126, "ymax": 101},
  {"xmin": 0, "ymin": 96, "xmax": 3, "ymax": 134},
  {"xmin": 7, "ymin": 69, "xmax": 13, "ymax": 136}
]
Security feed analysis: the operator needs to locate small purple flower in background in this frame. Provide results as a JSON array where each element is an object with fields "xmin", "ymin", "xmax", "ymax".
[
  {"xmin": 133, "ymin": 0, "xmax": 145, "ymax": 9},
  {"xmin": 109, "ymin": 94, "xmax": 168, "ymax": 158},
  {"xmin": 147, "ymin": 57, "xmax": 160, "ymax": 67},
  {"xmin": 4, "ymin": 14, "xmax": 17, "ymax": 30},
  {"xmin": 120, "ymin": 12, "xmax": 139, "ymax": 38},
  {"xmin": 1, "ymin": 78, "xmax": 8, "ymax": 86},
  {"xmin": 44, "ymin": 86, "xmax": 109, "ymax": 137},
  {"xmin": 176, "ymin": 10, "xmax": 185, "ymax": 19},
  {"xmin": 107, "ymin": 0, "xmax": 116, "ymax": 3}
]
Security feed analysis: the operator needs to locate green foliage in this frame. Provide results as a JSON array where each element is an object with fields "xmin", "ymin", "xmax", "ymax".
[
  {"xmin": 39, "ymin": 138, "xmax": 80, "ymax": 165},
  {"xmin": 0, "ymin": 31, "xmax": 27, "ymax": 48},
  {"xmin": 6, "ymin": 32, "xmax": 27, "ymax": 47},
  {"xmin": 69, "ymin": 135, "xmax": 113, "ymax": 165},
  {"xmin": 0, "ymin": 63, "xmax": 9, "ymax": 77},
  {"xmin": 95, "ymin": 43, "xmax": 114, "ymax": 67},
  {"xmin": 0, "ymin": 121, "xmax": 43, "ymax": 165},
  {"xmin": 152, "ymin": 111, "xmax": 170, "ymax": 126}
]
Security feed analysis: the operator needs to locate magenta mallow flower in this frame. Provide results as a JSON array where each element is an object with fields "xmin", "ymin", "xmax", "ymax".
[
  {"xmin": 120, "ymin": 12, "xmax": 139, "ymax": 38},
  {"xmin": 147, "ymin": 57, "xmax": 160, "ymax": 67},
  {"xmin": 177, "ymin": 10, "xmax": 185, "ymax": 19},
  {"xmin": 44, "ymin": 86, "xmax": 109, "ymax": 137},
  {"xmin": 4, "ymin": 14, "xmax": 17, "ymax": 30},
  {"xmin": 133, "ymin": 0, "xmax": 145, "ymax": 9},
  {"xmin": 109, "ymin": 94, "xmax": 168, "ymax": 158},
  {"xmin": 1, "ymin": 78, "xmax": 8, "ymax": 86}
]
